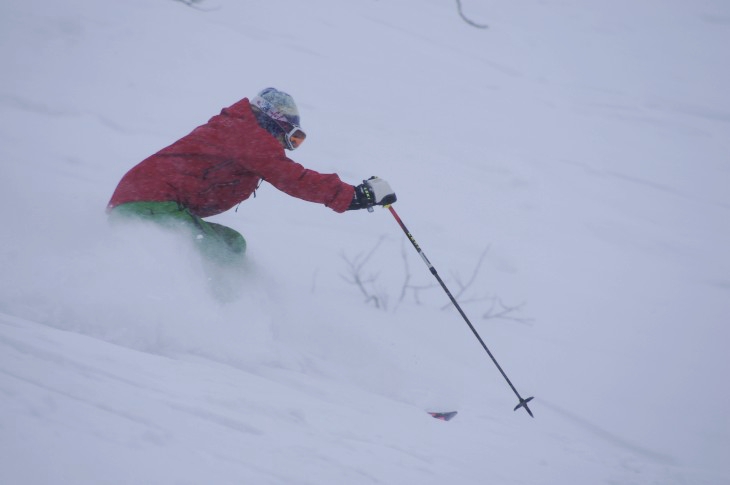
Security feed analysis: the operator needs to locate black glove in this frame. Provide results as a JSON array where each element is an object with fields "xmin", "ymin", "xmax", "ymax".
[{"xmin": 348, "ymin": 177, "xmax": 397, "ymax": 210}]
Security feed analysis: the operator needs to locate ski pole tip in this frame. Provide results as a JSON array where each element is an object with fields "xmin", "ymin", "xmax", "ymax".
[{"xmin": 514, "ymin": 396, "xmax": 535, "ymax": 418}]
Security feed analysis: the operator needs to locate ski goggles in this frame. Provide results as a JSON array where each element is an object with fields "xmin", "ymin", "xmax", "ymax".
[
  {"xmin": 277, "ymin": 119, "xmax": 307, "ymax": 150},
  {"xmin": 251, "ymin": 95, "xmax": 307, "ymax": 150}
]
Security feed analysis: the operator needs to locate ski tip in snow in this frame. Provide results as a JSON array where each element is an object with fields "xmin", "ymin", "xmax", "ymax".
[{"xmin": 428, "ymin": 411, "xmax": 458, "ymax": 421}]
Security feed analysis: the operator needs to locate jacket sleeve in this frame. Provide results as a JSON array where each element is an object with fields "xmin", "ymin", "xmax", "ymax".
[{"xmin": 249, "ymin": 155, "xmax": 355, "ymax": 213}]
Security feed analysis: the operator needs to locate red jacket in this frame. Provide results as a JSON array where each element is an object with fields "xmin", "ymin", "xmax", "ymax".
[{"xmin": 108, "ymin": 98, "xmax": 354, "ymax": 217}]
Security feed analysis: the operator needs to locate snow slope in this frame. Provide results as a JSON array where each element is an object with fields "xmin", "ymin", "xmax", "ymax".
[{"xmin": 1, "ymin": 0, "xmax": 729, "ymax": 483}]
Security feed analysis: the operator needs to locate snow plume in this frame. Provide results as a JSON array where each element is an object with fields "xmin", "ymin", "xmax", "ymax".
[{"xmin": 0, "ymin": 193, "xmax": 276, "ymax": 367}]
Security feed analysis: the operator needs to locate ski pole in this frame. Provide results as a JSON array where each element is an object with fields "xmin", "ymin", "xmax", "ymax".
[{"xmin": 386, "ymin": 205, "xmax": 534, "ymax": 418}]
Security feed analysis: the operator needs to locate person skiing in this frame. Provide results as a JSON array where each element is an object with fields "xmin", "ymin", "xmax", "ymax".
[{"xmin": 107, "ymin": 87, "xmax": 396, "ymax": 262}]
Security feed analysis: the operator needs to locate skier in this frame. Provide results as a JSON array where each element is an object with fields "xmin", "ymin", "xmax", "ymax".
[{"xmin": 107, "ymin": 87, "xmax": 396, "ymax": 262}]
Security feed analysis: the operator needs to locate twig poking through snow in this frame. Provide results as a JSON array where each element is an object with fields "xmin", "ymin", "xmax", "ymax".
[
  {"xmin": 173, "ymin": 0, "xmax": 219, "ymax": 12},
  {"xmin": 456, "ymin": 0, "xmax": 488, "ymax": 29}
]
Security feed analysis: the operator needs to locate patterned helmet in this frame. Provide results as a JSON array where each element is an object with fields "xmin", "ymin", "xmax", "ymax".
[{"xmin": 251, "ymin": 87, "xmax": 305, "ymax": 150}]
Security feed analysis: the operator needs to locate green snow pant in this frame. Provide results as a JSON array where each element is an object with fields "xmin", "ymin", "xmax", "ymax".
[{"xmin": 109, "ymin": 201, "xmax": 246, "ymax": 263}]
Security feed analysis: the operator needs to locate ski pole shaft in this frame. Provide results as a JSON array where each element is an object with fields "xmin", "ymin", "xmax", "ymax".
[{"xmin": 386, "ymin": 205, "xmax": 534, "ymax": 417}]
